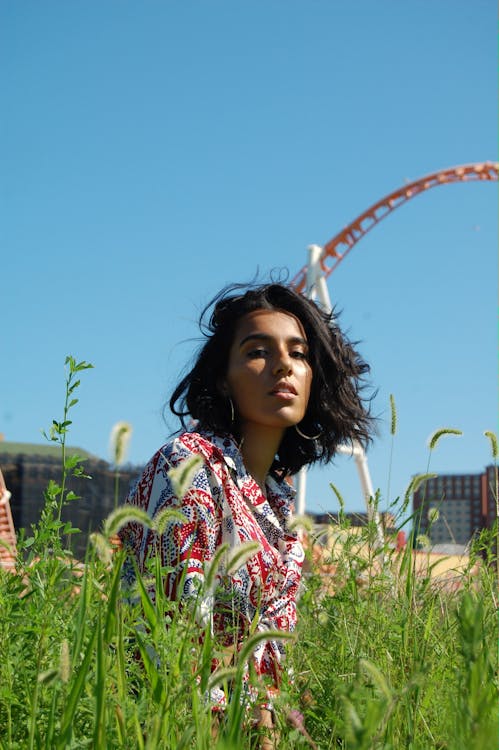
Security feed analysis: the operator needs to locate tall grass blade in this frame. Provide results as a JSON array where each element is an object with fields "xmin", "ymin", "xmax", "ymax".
[
  {"xmin": 134, "ymin": 560, "xmax": 161, "ymax": 637},
  {"xmin": 57, "ymin": 627, "xmax": 97, "ymax": 748},
  {"xmin": 93, "ymin": 614, "xmax": 106, "ymax": 748},
  {"xmin": 134, "ymin": 628, "xmax": 166, "ymax": 706},
  {"xmin": 115, "ymin": 606, "xmax": 127, "ymax": 706},
  {"xmin": 104, "ymin": 556, "xmax": 124, "ymax": 644},
  {"xmin": 72, "ymin": 555, "xmax": 91, "ymax": 664}
]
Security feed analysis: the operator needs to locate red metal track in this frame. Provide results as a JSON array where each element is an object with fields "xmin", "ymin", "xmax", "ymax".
[{"xmin": 291, "ymin": 161, "xmax": 499, "ymax": 292}]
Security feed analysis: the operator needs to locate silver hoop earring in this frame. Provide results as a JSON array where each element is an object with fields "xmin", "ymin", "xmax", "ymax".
[
  {"xmin": 294, "ymin": 423, "xmax": 322, "ymax": 440},
  {"xmin": 228, "ymin": 397, "xmax": 235, "ymax": 425}
]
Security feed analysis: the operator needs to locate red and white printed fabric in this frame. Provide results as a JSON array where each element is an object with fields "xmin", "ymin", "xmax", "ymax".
[{"xmin": 119, "ymin": 431, "xmax": 304, "ymax": 707}]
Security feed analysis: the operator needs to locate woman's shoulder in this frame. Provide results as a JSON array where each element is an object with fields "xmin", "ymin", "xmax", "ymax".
[
  {"xmin": 153, "ymin": 430, "xmax": 230, "ymax": 469},
  {"xmin": 129, "ymin": 432, "xmax": 229, "ymax": 510}
]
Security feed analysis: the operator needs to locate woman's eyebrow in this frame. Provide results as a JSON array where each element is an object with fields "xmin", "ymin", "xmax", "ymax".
[{"xmin": 238, "ymin": 333, "xmax": 308, "ymax": 348}]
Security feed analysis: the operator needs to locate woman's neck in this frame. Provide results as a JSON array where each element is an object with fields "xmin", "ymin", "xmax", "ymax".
[{"xmin": 238, "ymin": 424, "xmax": 284, "ymax": 492}]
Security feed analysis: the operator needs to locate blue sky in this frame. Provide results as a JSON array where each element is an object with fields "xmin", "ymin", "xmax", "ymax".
[{"xmin": 1, "ymin": 1, "xmax": 497, "ymax": 515}]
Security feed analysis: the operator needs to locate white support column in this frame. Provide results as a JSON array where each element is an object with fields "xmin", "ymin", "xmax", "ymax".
[
  {"xmin": 294, "ymin": 244, "xmax": 384, "ymax": 549},
  {"xmin": 296, "ymin": 466, "xmax": 307, "ymax": 517},
  {"xmin": 295, "ymin": 244, "xmax": 323, "ymax": 516},
  {"xmin": 337, "ymin": 443, "xmax": 384, "ymax": 549}
]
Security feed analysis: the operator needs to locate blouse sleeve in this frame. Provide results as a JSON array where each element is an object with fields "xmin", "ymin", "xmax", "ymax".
[{"xmin": 119, "ymin": 441, "xmax": 222, "ymax": 610}]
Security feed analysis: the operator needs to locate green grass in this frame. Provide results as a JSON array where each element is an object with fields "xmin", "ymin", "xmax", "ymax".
[
  {"xmin": 0, "ymin": 362, "xmax": 497, "ymax": 748},
  {"xmin": 1, "ymin": 508, "xmax": 497, "ymax": 749},
  {"xmin": 289, "ymin": 536, "xmax": 498, "ymax": 749}
]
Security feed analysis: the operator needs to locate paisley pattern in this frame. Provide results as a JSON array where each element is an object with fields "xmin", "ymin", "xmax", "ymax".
[{"xmin": 119, "ymin": 430, "xmax": 304, "ymax": 706}]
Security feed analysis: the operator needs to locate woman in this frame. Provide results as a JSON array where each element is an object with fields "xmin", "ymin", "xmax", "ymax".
[{"xmin": 119, "ymin": 282, "xmax": 373, "ymax": 746}]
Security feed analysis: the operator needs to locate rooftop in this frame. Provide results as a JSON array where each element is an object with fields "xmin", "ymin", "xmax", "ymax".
[{"xmin": 0, "ymin": 441, "xmax": 97, "ymax": 460}]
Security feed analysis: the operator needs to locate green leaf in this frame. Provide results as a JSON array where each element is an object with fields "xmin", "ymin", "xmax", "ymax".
[
  {"xmin": 134, "ymin": 628, "xmax": 166, "ymax": 706},
  {"xmin": 93, "ymin": 615, "xmax": 106, "ymax": 748},
  {"xmin": 44, "ymin": 480, "xmax": 62, "ymax": 500},
  {"xmin": 68, "ymin": 380, "xmax": 81, "ymax": 395},
  {"xmin": 74, "ymin": 360, "xmax": 94, "ymax": 372},
  {"xmin": 64, "ymin": 454, "xmax": 82, "ymax": 470},
  {"xmin": 104, "ymin": 557, "xmax": 124, "ymax": 643},
  {"xmin": 72, "ymin": 466, "xmax": 92, "ymax": 479},
  {"xmin": 62, "ymin": 521, "xmax": 81, "ymax": 535},
  {"xmin": 134, "ymin": 563, "xmax": 161, "ymax": 637}
]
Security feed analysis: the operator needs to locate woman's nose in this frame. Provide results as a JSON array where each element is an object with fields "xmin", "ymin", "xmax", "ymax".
[{"xmin": 272, "ymin": 351, "xmax": 293, "ymax": 375}]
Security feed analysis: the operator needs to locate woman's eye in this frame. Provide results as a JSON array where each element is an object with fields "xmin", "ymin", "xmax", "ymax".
[
  {"xmin": 247, "ymin": 348, "xmax": 267, "ymax": 359},
  {"xmin": 291, "ymin": 350, "xmax": 308, "ymax": 360}
]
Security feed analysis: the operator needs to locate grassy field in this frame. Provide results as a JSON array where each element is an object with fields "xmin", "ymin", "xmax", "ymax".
[
  {"xmin": 1, "ymin": 503, "xmax": 497, "ymax": 749},
  {"xmin": 0, "ymin": 359, "xmax": 497, "ymax": 748}
]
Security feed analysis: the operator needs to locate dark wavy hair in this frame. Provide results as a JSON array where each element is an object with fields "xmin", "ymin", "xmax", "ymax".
[{"xmin": 170, "ymin": 283, "xmax": 375, "ymax": 477}]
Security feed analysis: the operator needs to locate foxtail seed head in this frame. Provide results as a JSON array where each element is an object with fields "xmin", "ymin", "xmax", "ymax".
[
  {"xmin": 110, "ymin": 421, "xmax": 133, "ymax": 466},
  {"xmin": 484, "ymin": 430, "xmax": 498, "ymax": 460},
  {"xmin": 389, "ymin": 394, "xmax": 397, "ymax": 436},
  {"xmin": 428, "ymin": 427, "xmax": 462, "ymax": 451}
]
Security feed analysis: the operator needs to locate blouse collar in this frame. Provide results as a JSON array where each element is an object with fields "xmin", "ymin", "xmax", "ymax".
[{"xmin": 203, "ymin": 431, "xmax": 296, "ymax": 508}]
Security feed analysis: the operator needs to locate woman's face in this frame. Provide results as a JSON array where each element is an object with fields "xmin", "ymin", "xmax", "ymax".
[{"xmin": 224, "ymin": 309, "xmax": 313, "ymax": 438}]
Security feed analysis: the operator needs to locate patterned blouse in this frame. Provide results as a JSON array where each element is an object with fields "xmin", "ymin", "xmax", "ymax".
[{"xmin": 119, "ymin": 430, "xmax": 304, "ymax": 705}]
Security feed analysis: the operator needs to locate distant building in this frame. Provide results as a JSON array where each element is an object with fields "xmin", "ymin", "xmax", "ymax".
[
  {"xmin": 0, "ymin": 442, "xmax": 142, "ymax": 559},
  {"xmin": 312, "ymin": 511, "xmax": 396, "ymax": 531},
  {"xmin": 309, "ymin": 511, "xmax": 403, "ymax": 551},
  {"xmin": 412, "ymin": 467, "xmax": 497, "ymax": 547}
]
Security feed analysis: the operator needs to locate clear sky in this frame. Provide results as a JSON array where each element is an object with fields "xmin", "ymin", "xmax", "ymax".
[{"xmin": 1, "ymin": 1, "xmax": 497, "ymax": 516}]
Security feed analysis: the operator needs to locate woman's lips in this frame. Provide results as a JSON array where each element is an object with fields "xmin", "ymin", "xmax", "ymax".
[
  {"xmin": 269, "ymin": 386, "xmax": 297, "ymax": 400},
  {"xmin": 271, "ymin": 392, "xmax": 296, "ymax": 401},
  {"xmin": 270, "ymin": 381, "xmax": 297, "ymax": 395}
]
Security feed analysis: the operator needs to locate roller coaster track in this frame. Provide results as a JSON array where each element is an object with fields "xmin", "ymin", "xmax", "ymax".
[{"xmin": 291, "ymin": 161, "xmax": 498, "ymax": 292}]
